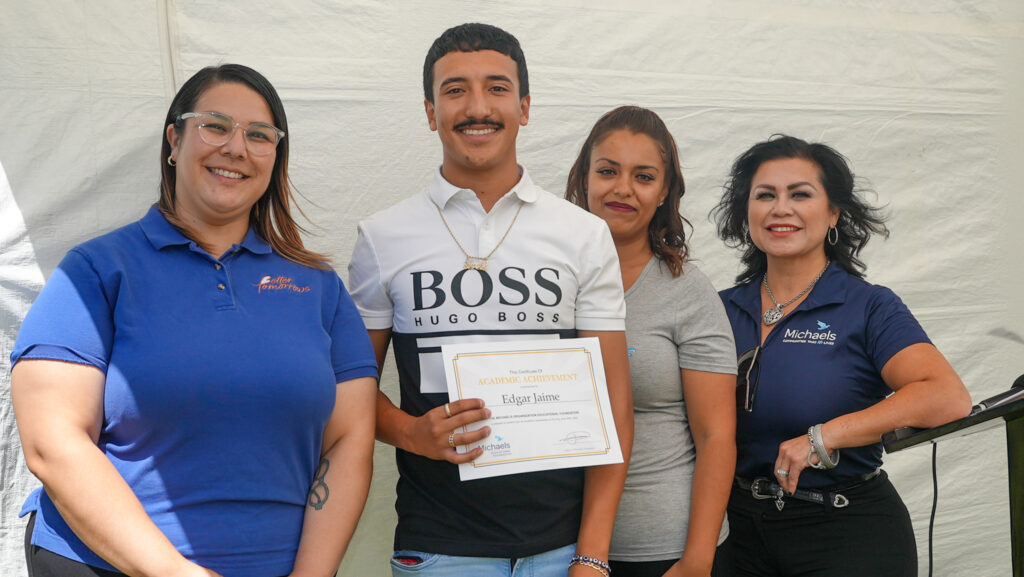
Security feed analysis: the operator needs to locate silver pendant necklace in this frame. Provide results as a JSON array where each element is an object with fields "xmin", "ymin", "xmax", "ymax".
[
  {"xmin": 762, "ymin": 260, "xmax": 830, "ymax": 326},
  {"xmin": 436, "ymin": 201, "xmax": 524, "ymax": 271}
]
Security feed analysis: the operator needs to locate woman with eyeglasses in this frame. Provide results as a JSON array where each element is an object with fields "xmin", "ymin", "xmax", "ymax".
[
  {"xmin": 567, "ymin": 106, "xmax": 737, "ymax": 577},
  {"xmin": 11, "ymin": 64, "xmax": 378, "ymax": 577},
  {"xmin": 711, "ymin": 135, "xmax": 971, "ymax": 577}
]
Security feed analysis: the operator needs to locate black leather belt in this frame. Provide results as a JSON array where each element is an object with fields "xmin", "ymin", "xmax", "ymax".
[{"xmin": 735, "ymin": 469, "xmax": 880, "ymax": 511}]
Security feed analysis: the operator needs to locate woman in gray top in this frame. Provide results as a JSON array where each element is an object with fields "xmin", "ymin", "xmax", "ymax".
[{"xmin": 566, "ymin": 106, "xmax": 737, "ymax": 577}]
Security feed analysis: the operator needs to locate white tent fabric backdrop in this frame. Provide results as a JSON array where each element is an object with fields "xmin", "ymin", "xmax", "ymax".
[{"xmin": 1, "ymin": 1, "xmax": 1022, "ymax": 575}]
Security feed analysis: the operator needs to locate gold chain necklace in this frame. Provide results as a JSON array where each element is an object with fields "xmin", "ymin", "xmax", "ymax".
[{"xmin": 435, "ymin": 201, "xmax": 524, "ymax": 271}]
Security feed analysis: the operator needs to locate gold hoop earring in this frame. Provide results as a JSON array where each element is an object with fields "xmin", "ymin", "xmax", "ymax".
[{"xmin": 167, "ymin": 155, "xmax": 176, "ymax": 167}]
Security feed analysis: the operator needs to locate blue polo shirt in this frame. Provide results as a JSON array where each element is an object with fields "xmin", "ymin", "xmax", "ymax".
[
  {"xmin": 12, "ymin": 206, "xmax": 378, "ymax": 577},
  {"xmin": 720, "ymin": 265, "xmax": 929, "ymax": 488}
]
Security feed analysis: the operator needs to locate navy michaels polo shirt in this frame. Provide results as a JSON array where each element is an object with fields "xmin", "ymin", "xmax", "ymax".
[
  {"xmin": 720, "ymin": 264, "xmax": 930, "ymax": 488},
  {"xmin": 12, "ymin": 205, "xmax": 377, "ymax": 577}
]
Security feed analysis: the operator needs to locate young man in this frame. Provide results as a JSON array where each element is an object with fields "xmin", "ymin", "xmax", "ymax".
[{"xmin": 348, "ymin": 23, "xmax": 633, "ymax": 576}]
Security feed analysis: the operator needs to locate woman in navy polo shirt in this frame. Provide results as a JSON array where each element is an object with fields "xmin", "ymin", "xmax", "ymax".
[
  {"xmin": 710, "ymin": 135, "xmax": 971, "ymax": 577},
  {"xmin": 11, "ymin": 64, "xmax": 379, "ymax": 577}
]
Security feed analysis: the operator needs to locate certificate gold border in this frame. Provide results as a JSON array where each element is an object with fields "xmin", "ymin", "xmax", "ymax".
[{"xmin": 450, "ymin": 346, "xmax": 612, "ymax": 468}]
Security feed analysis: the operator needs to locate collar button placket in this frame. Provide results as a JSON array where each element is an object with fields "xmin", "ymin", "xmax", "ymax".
[
  {"xmin": 478, "ymin": 212, "xmax": 496, "ymax": 255},
  {"xmin": 212, "ymin": 260, "xmax": 236, "ymax": 311}
]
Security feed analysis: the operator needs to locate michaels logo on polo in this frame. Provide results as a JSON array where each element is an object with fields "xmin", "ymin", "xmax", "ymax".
[
  {"xmin": 407, "ymin": 266, "xmax": 564, "ymax": 327},
  {"xmin": 782, "ymin": 320, "xmax": 838, "ymax": 346}
]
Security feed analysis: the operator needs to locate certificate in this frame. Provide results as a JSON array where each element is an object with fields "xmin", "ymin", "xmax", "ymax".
[{"xmin": 442, "ymin": 337, "xmax": 623, "ymax": 481}]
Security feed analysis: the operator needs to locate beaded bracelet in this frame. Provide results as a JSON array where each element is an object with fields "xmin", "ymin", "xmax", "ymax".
[
  {"xmin": 570, "ymin": 554, "xmax": 611, "ymax": 576},
  {"xmin": 569, "ymin": 560, "xmax": 609, "ymax": 577},
  {"xmin": 807, "ymin": 423, "xmax": 840, "ymax": 470}
]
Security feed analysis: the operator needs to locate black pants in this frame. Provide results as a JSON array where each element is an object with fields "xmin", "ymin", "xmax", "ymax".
[
  {"xmin": 25, "ymin": 512, "xmax": 127, "ymax": 577},
  {"xmin": 610, "ymin": 543, "xmax": 735, "ymax": 577},
  {"xmin": 712, "ymin": 470, "xmax": 917, "ymax": 577},
  {"xmin": 610, "ymin": 558, "xmax": 677, "ymax": 577}
]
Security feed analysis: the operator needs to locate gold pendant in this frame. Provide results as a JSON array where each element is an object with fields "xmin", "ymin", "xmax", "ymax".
[{"xmin": 464, "ymin": 257, "xmax": 488, "ymax": 271}]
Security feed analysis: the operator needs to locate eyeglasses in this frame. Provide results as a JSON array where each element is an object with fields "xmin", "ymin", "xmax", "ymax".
[
  {"xmin": 736, "ymin": 346, "xmax": 761, "ymax": 412},
  {"xmin": 177, "ymin": 112, "xmax": 285, "ymax": 156}
]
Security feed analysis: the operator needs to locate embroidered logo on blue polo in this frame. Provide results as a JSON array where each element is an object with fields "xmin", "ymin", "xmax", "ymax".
[
  {"xmin": 255, "ymin": 275, "xmax": 311, "ymax": 294},
  {"xmin": 782, "ymin": 321, "xmax": 838, "ymax": 346}
]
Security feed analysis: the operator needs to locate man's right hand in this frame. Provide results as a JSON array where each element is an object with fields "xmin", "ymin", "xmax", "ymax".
[{"xmin": 403, "ymin": 398, "xmax": 492, "ymax": 463}]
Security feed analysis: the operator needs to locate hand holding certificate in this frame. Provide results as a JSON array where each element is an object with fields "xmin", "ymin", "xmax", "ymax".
[{"xmin": 442, "ymin": 337, "xmax": 623, "ymax": 480}]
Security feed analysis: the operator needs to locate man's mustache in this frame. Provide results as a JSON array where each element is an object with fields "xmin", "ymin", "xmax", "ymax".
[{"xmin": 454, "ymin": 118, "xmax": 504, "ymax": 130}]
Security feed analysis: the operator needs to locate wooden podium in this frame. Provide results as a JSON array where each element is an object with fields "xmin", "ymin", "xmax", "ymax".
[{"xmin": 883, "ymin": 396, "xmax": 1024, "ymax": 576}]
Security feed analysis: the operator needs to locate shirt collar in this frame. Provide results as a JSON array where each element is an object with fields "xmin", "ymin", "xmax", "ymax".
[
  {"xmin": 729, "ymin": 261, "xmax": 849, "ymax": 322},
  {"xmin": 237, "ymin": 227, "xmax": 273, "ymax": 254},
  {"xmin": 140, "ymin": 204, "xmax": 272, "ymax": 255},
  {"xmin": 427, "ymin": 165, "xmax": 540, "ymax": 209}
]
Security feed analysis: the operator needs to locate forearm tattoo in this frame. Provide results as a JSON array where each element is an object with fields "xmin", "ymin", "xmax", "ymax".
[{"xmin": 307, "ymin": 458, "xmax": 330, "ymax": 511}]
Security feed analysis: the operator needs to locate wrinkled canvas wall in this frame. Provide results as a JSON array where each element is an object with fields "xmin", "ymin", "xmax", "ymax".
[
  {"xmin": 1, "ymin": 1, "xmax": 1022, "ymax": 575},
  {"xmin": 0, "ymin": 161, "xmax": 45, "ymax": 574}
]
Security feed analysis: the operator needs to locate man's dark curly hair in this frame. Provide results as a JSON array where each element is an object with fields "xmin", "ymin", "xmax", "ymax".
[{"xmin": 423, "ymin": 23, "xmax": 528, "ymax": 103}]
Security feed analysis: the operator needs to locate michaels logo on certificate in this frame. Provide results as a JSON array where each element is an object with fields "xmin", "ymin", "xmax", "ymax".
[{"xmin": 442, "ymin": 337, "xmax": 623, "ymax": 481}]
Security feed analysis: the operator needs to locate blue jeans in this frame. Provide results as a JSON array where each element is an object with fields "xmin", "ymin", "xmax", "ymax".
[{"xmin": 390, "ymin": 543, "xmax": 576, "ymax": 577}]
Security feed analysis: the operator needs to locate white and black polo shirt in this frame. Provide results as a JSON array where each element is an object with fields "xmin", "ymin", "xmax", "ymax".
[{"xmin": 348, "ymin": 167, "xmax": 625, "ymax": 558}]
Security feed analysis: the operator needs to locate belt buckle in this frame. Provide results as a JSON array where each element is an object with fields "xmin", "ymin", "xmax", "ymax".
[
  {"xmin": 833, "ymin": 493, "xmax": 849, "ymax": 508},
  {"xmin": 750, "ymin": 478, "xmax": 787, "ymax": 511},
  {"xmin": 750, "ymin": 478, "xmax": 774, "ymax": 500}
]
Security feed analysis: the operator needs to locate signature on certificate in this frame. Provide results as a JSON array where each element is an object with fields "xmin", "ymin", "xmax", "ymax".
[{"xmin": 559, "ymin": 431, "xmax": 592, "ymax": 444}]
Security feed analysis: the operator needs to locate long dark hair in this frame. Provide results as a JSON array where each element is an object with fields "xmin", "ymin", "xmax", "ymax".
[
  {"xmin": 712, "ymin": 135, "xmax": 887, "ymax": 284},
  {"xmin": 159, "ymin": 64, "xmax": 328, "ymax": 269},
  {"xmin": 566, "ymin": 106, "xmax": 690, "ymax": 277}
]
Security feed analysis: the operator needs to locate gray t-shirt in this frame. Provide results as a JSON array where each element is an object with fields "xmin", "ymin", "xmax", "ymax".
[{"xmin": 609, "ymin": 257, "xmax": 737, "ymax": 562}]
